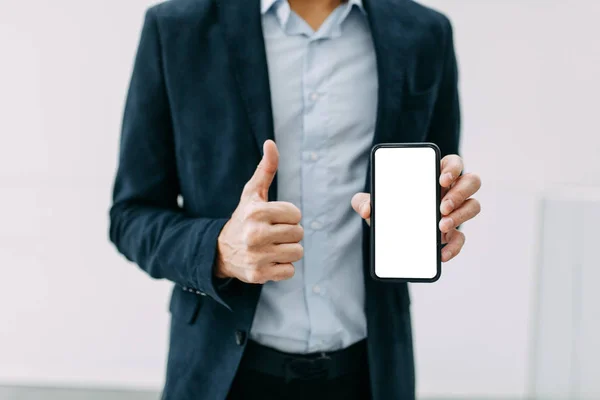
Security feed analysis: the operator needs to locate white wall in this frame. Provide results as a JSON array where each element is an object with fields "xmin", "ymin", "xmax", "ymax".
[
  {"xmin": 413, "ymin": 0, "xmax": 600, "ymax": 398},
  {"xmin": 0, "ymin": 0, "xmax": 599, "ymax": 397},
  {"xmin": 0, "ymin": 0, "xmax": 172, "ymax": 389},
  {"xmin": 532, "ymin": 192, "xmax": 600, "ymax": 400}
]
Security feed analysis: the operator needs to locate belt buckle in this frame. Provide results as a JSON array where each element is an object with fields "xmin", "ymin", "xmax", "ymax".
[{"xmin": 284, "ymin": 353, "xmax": 331, "ymax": 383}]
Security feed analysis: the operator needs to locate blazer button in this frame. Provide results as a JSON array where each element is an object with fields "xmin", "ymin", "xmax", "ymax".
[{"xmin": 235, "ymin": 330, "xmax": 246, "ymax": 346}]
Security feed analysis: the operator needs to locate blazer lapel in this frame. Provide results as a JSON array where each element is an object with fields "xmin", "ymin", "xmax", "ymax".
[
  {"xmin": 216, "ymin": 0, "xmax": 277, "ymax": 198},
  {"xmin": 217, "ymin": 0, "xmax": 415, "ymax": 195},
  {"xmin": 363, "ymin": 0, "xmax": 413, "ymax": 145},
  {"xmin": 217, "ymin": 0, "xmax": 414, "ymax": 149}
]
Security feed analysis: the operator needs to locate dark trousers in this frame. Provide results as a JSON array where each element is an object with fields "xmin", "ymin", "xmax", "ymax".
[{"xmin": 228, "ymin": 341, "xmax": 371, "ymax": 400}]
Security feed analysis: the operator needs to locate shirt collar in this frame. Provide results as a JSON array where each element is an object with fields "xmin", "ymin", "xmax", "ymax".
[
  {"xmin": 261, "ymin": 0, "xmax": 366, "ymax": 16},
  {"xmin": 349, "ymin": 0, "xmax": 366, "ymax": 16},
  {"xmin": 261, "ymin": 0, "xmax": 279, "ymax": 14}
]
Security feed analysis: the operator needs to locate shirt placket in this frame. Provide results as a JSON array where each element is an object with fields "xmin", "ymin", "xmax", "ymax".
[{"xmin": 301, "ymin": 35, "xmax": 333, "ymax": 351}]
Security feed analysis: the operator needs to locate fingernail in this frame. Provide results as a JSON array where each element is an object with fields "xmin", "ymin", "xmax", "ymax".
[
  {"xmin": 442, "ymin": 199, "xmax": 454, "ymax": 214},
  {"xmin": 443, "ymin": 249, "xmax": 453, "ymax": 260}
]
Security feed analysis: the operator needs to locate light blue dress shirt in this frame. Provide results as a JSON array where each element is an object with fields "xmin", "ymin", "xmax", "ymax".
[{"xmin": 250, "ymin": 0, "xmax": 378, "ymax": 354}]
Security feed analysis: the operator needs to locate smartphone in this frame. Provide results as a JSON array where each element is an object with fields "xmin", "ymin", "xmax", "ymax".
[{"xmin": 370, "ymin": 143, "xmax": 442, "ymax": 282}]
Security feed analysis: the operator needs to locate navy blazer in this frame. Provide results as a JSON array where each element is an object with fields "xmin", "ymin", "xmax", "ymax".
[{"xmin": 109, "ymin": 0, "xmax": 460, "ymax": 398}]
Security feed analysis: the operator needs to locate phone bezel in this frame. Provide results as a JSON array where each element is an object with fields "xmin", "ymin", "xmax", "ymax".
[{"xmin": 370, "ymin": 142, "xmax": 442, "ymax": 283}]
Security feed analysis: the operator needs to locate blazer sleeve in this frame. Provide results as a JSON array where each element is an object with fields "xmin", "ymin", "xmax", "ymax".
[
  {"xmin": 109, "ymin": 9, "xmax": 231, "ymax": 311},
  {"xmin": 425, "ymin": 17, "xmax": 461, "ymax": 158}
]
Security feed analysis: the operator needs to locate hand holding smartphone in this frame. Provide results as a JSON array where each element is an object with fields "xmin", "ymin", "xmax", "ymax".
[{"xmin": 370, "ymin": 143, "xmax": 441, "ymax": 282}]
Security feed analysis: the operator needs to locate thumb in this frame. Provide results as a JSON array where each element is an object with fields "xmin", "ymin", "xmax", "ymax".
[
  {"xmin": 244, "ymin": 140, "xmax": 279, "ymax": 200},
  {"xmin": 351, "ymin": 193, "xmax": 371, "ymax": 223}
]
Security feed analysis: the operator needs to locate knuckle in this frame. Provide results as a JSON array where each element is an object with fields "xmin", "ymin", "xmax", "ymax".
[
  {"xmin": 288, "ymin": 263, "xmax": 296, "ymax": 275},
  {"xmin": 245, "ymin": 202, "xmax": 266, "ymax": 221},
  {"xmin": 242, "ymin": 181, "xmax": 252, "ymax": 195},
  {"xmin": 295, "ymin": 225, "xmax": 305, "ymax": 241},
  {"xmin": 270, "ymin": 272, "xmax": 283, "ymax": 282},
  {"xmin": 256, "ymin": 224, "xmax": 269, "ymax": 239},
  {"xmin": 243, "ymin": 251, "xmax": 261, "ymax": 268},
  {"xmin": 274, "ymin": 264, "xmax": 295, "ymax": 281},
  {"xmin": 285, "ymin": 203, "xmax": 302, "ymax": 223},
  {"xmin": 246, "ymin": 269, "xmax": 263, "ymax": 284},
  {"xmin": 283, "ymin": 264, "xmax": 296, "ymax": 279},
  {"xmin": 243, "ymin": 223, "xmax": 265, "ymax": 247},
  {"xmin": 294, "ymin": 244, "xmax": 304, "ymax": 260}
]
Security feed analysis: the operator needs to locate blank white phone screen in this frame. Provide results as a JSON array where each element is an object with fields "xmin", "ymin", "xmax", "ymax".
[{"xmin": 373, "ymin": 146, "xmax": 438, "ymax": 279}]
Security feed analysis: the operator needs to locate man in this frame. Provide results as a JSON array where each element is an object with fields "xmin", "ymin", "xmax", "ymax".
[{"xmin": 109, "ymin": 0, "xmax": 481, "ymax": 398}]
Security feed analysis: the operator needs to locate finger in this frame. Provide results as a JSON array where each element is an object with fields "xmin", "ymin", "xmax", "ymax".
[
  {"xmin": 441, "ymin": 230, "xmax": 450, "ymax": 245},
  {"xmin": 264, "ymin": 201, "xmax": 302, "ymax": 224},
  {"xmin": 245, "ymin": 263, "xmax": 295, "ymax": 284},
  {"xmin": 440, "ymin": 173, "xmax": 482, "ymax": 215},
  {"xmin": 270, "ymin": 243, "xmax": 304, "ymax": 264},
  {"xmin": 269, "ymin": 224, "xmax": 304, "ymax": 244},
  {"xmin": 351, "ymin": 192, "xmax": 371, "ymax": 220},
  {"xmin": 439, "ymin": 155, "xmax": 464, "ymax": 188},
  {"xmin": 245, "ymin": 201, "xmax": 302, "ymax": 224},
  {"xmin": 243, "ymin": 222, "xmax": 303, "ymax": 247},
  {"xmin": 243, "ymin": 140, "xmax": 279, "ymax": 201},
  {"xmin": 441, "ymin": 228, "xmax": 465, "ymax": 262},
  {"xmin": 264, "ymin": 263, "xmax": 295, "ymax": 282},
  {"xmin": 439, "ymin": 198, "xmax": 481, "ymax": 233}
]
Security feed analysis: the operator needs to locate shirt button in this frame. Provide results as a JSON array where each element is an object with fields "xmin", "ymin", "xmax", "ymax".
[
  {"xmin": 312, "ymin": 285, "xmax": 321, "ymax": 294},
  {"xmin": 310, "ymin": 220, "xmax": 323, "ymax": 230},
  {"xmin": 235, "ymin": 330, "xmax": 247, "ymax": 346},
  {"xmin": 310, "ymin": 92, "xmax": 319, "ymax": 102}
]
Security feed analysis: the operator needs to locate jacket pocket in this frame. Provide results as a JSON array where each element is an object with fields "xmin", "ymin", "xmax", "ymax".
[{"xmin": 169, "ymin": 285, "xmax": 204, "ymax": 325}]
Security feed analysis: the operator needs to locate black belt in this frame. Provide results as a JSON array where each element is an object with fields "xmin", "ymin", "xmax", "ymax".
[{"xmin": 240, "ymin": 339, "xmax": 367, "ymax": 382}]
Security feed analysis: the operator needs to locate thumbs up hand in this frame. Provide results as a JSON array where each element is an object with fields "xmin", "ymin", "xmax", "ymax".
[{"xmin": 215, "ymin": 140, "xmax": 304, "ymax": 284}]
